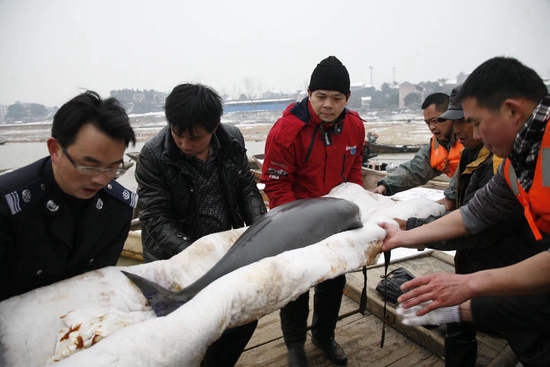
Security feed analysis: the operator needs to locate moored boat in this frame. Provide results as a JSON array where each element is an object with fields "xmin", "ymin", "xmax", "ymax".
[
  {"xmin": 368, "ymin": 141, "xmax": 424, "ymax": 154},
  {"xmin": 365, "ymin": 132, "xmax": 423, "ymax": 154}
]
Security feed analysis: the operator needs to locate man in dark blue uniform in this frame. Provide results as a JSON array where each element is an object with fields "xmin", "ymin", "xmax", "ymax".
[{"xmin": 0, "ymin": 91, "xmax": 137, "ymax": 302}]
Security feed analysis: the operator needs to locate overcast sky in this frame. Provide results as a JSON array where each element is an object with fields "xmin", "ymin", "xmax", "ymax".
[{"xmin": 1, "ymin": 0, "xmax": 549, "ymax": 106}]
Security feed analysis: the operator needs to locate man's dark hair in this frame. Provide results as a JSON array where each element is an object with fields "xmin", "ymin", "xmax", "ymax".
[
  {"xmin": 456, "ymin": 57, "xmax": 548, "ymax": 111},
  {"xmin": 165, "ymin": 83, "xmax": 223, "ymax": 136},
  {"xmin": 421, "ymin": 93, "xmax": 450, "ymax": 112},
  {"xmin": 52, "ymin": 90, "xmax": 135, "ymax": 148}
]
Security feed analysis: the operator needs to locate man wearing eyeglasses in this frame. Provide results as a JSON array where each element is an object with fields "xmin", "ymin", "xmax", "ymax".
[
  {"xmin": 373, "ymin": 93, "xmax": 463, "ymax": 210},
  {"xmin": 0, "ymin": 91, "xmax": 137, "ymax": 302}
]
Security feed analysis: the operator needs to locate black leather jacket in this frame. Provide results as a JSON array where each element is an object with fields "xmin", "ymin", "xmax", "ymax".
[{"xmin": 136, "ymin": 124, "xmax": 266, "ymax": 261}]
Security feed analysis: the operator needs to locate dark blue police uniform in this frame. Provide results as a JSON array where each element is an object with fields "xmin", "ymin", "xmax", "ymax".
[{"xmin": 0, "ymin": 157, "xmax": 136, "ymax": 301}]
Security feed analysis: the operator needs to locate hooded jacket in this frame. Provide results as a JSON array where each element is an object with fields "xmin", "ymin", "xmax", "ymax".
[
  {"xmin": 260, "ymin": 97, "xmax": 365, "ymax": 208},
  {"xmin": 136, "ymin": 124, "xmax": 266, "ymax": 260}
]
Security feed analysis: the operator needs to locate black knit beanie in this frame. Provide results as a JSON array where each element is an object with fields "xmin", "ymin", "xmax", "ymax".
[{"xmin": 308, "ymin": 56, "xmax": 350, "ymax": 95}]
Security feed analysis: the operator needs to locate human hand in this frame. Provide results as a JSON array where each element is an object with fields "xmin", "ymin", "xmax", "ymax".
[
  {"xmin": 396, "ymin": 302, "xmax": 460, "ymax": 326},
  {"xmin": 378, "ymin": 221, "xmax": 403, "ymax": 252},
  {"xmin": 393, "ymin": 218, "xmax": 407, "ymax": 230},
  {"xmin": 373, "ymin": 185, "xmax": 387, "ymax": 195},
  {"xmin": 397, "ymin": 272, "xmax": 473, "ymax": 316},
  {"xmin": 436, "ymin": 197, "xmax": 455, "ymax": 212}
]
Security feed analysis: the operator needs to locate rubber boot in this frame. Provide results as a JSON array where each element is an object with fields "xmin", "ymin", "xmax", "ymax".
[{"xmin": 444, "ymin": 322, "xmax": 477, "ymax": 367}]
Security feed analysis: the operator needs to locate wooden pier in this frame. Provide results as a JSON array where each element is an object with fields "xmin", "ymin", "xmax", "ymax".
[{"xmin": 236, "ymin": 251, "xmax": 518, "ymax": 367}]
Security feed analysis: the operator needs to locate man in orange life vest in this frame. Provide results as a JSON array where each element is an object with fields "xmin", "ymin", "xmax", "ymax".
[
  {"xmin": 373, "ymin": 93, "xmax": 463, "ymax": 211},
  {"xmin": 395, "ymin": 85, "xmax": 550, "ymax": 366},
  {"xmin": 380, "ymin": 57, "xmax": 550, "ymax": 334}
]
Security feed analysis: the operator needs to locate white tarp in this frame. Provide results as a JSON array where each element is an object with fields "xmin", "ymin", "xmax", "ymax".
[{"xmin": 0, "ymin": 183, "xmax": 444, "ymax": 367}]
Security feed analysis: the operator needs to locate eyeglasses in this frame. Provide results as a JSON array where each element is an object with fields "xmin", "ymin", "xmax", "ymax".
[
  {"xmin": 425, "ymin": 117, "xmax": 447, "ymax": 124},
  {"xmin": 62, "ymin": 148, "xmax": 127, "ymax": 178}
]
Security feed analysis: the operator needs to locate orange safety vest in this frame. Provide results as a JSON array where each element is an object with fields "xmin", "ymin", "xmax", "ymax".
[
  {"xmin": 504, "ymin": 127, "xmax": 550, "ymax": 241},
  {"xmin": 429, "ymin": 137, "xmax": 463, "ymax": 177}
]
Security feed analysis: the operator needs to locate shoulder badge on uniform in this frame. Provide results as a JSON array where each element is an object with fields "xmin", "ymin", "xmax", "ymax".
[
  {"xmin": 4, "ymin": 178, "xmax": 48, "ymax": 215},
  {"xmin": 103, "ymin": 180, "xmax": 138, "ymax": 208},
  {"xmin": 46, "ymin": 200, "xmax": 59, "ymax": 212}
]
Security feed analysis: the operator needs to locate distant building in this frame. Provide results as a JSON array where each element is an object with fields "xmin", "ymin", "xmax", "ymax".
[
  {"xmin": 457, "ymin": 72, "xmax": 470, "ymax": 85},
  {"xmin": 360, "ymin": 96, "xmax": 371, "ymax": 109},
  {"xmin": 350, "ymin": 82, "xmax": 366, "ymax": 92},
  {"xmin": 0, "ymin": 105, "xmax": 8, "ymax": 122},
  {"xmin": 399, "ymin": 82, "xmax": 423, "ymax": 109},
  {"xmin": 153, "ymin": 92, "xmax": 167, "ymax": 104},
  {"xmin": 132, "ymin": 93, "xmax": 145, "ymax": 103}
]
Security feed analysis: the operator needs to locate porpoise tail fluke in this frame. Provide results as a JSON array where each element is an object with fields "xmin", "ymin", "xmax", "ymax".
[{"xmin": 121, "ymin": 271, "xmax": 190, "ymax": 316}]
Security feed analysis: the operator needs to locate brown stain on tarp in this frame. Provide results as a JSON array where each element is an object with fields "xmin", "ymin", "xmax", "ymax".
[{"xmin": 59, "ymin": 324, "xmax": 81, "ymax": 341}]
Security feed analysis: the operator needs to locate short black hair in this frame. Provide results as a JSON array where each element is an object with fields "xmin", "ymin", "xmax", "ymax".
[
  {"xmin": 164, "ymin": 83, "xmax": 223, "ymax": 136},
  {"xmin": 421, "ymin": 93, "xmax": 450, "ymax": 112},
  {"xmin": 52, "ymin": 90, "xmax": 135, "ymax": 148},
  {"xmin": 456, "ymin": 57, "xmax": 548, "ymax": 111}
]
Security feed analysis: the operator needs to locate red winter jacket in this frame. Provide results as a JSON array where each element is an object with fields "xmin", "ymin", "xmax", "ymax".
[{"xmin": 261, "ymin": 97, "xmax": 365, "ymax": 208}]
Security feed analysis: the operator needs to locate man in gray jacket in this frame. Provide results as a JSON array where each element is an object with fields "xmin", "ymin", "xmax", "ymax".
[
  {"xmin": 135, "ymin": 82, "xmax": 266, "ymax": 366},
  {"xmin": 374, "ymin": 93, "xmax": 462, "ymax": 210}
]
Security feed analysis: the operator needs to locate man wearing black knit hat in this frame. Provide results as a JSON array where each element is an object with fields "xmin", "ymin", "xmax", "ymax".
[{"xmin": 261, "ymin": 56, "xmax": 366, "ymax": 366}]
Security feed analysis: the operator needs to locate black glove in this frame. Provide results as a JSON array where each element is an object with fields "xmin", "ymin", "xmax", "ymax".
[{"xmin": 375, "ymin": 267, "xmax": 415, "ymax": 304}]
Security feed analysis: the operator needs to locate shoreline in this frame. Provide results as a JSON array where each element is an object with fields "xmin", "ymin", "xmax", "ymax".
[
  {"xmin": 0, "ymin": 111, "xmax": 431, "ymax": 145},
  {"xmin": 0, "ymin": 120, "xmax": 274, "ymax": 144},
  {"xmin": 0, "ymin": 120, "xmax": 430, "ymax": 145},
  {"xmin": 0, "ymin": 109, "xmax": 430, "ymax": 146}
]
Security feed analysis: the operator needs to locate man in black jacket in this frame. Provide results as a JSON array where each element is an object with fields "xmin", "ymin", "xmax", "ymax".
[
  {"xmin": 135, "ymin": 82, "xmax": 267, "ymax": 367},
  {"xmin": 0, "ymin": 91, "xmax": 137, "ymax": 302}
]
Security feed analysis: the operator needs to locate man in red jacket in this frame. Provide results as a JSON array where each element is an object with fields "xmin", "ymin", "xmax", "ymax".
[{"xmin": 261, "ymin": 56, "xmax": 365, "ymax": 366}]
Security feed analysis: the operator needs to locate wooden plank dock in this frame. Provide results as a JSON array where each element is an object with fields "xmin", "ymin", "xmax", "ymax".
[{"xmin": 236, "ymin": 251, "xmax": 519, "ymax": 367}]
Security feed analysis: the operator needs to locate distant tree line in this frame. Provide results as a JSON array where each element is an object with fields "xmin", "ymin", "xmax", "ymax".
[
  {"xmin": 347, "ymin": 78, "xmax": 456, "ymax": 110},
  {"xmin": 5, "ymin": 103, "xmax": 48, "ymax": 122},
  {"xmin": 2, "ymin": 78, "xmax": 456, "ymax": 123},
  {"xmin": 347, "ymin": 82, "xmax": 399, "ymax": 110},
  {"xmin": 109, "ymin": 88, "xmax": 167, "ymax": 114}
]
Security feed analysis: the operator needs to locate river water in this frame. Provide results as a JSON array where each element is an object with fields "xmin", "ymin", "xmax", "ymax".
[{"xmin": 0, "ymin": 140, "xmax": 270, "ymax": 193}]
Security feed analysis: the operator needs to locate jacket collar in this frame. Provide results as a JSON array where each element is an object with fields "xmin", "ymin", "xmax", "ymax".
[
  {"xmin": 161, "ymin": 124, "xmax": 244, "ymax": 166},
  {"xmin": 461, "ymin": 146, "xmax": 492, "ymax": 175},
  {"xmin": 42, "ymin": 160, "xmax": 108, "ymax": 260}
]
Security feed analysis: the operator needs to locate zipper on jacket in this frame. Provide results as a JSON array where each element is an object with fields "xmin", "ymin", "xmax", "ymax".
[
  {"xmin": 304, "ymin": 124, "xmax": 321, "ymax": 163},
  {"xmin": 341, "ymin": 154, "xmax": 347, "ymax": 183}
]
